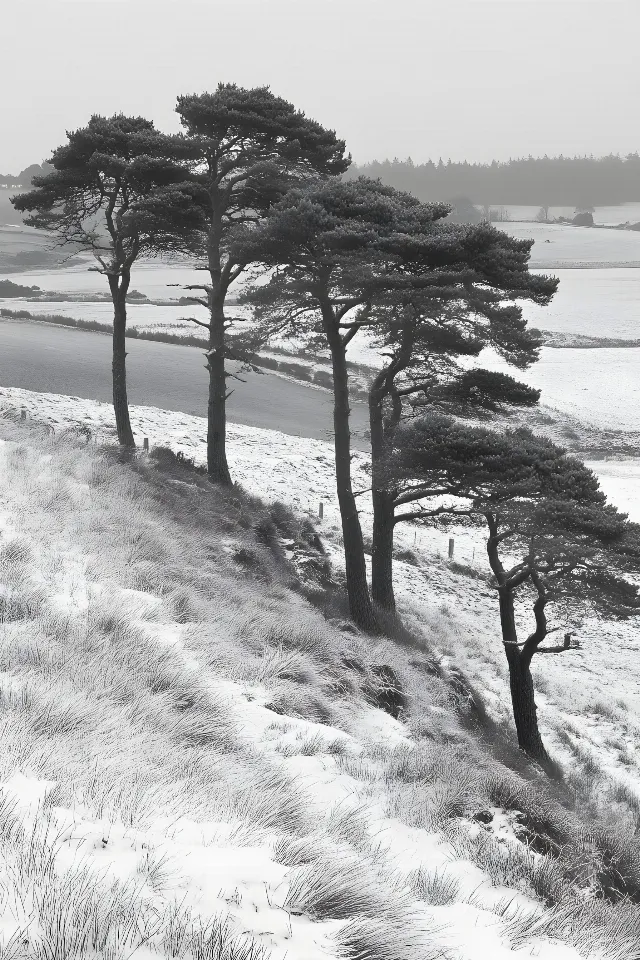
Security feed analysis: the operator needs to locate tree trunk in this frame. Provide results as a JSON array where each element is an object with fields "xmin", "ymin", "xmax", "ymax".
[
  {"xmin": 206, "ymin": 288, "xmax": 232, "ymax": 486},
  {"xmin": 327, "ymin": 327, "xmax": 378, "ymax": 632},
  {"xmin": 371, "ymin": 487, "xmax": 396, "ymax": 611},
  {"xmin": 499, "ymin": 587, "xmax": 548, "ymax": 763},
  {"xmin": 369, "ymin": 382, "xmax": 396, "ymax": 611},
  {"xmin": 504, "ymin": 645, "xmax": 548, "ymax": 763},
  {"xmin": 110, "ymin": 274, "xmax": 135, "ymax": 448}
]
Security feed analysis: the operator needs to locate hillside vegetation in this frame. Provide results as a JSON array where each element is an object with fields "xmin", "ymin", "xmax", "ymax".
[{"xmin": 0, "ymin": 412, "xmax": 639, "ymax": 959}]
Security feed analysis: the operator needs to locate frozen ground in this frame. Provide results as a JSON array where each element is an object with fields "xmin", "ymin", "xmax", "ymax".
[
  {"xmin": 2, "ymin": 385, "xmax": 640, "ymax": 835},
  {"xmin": 491, "ymin": 202, "xmax": 640, "ymax": 227},
  {"xmin": 1, "ymin": 259, "xmax": 207, "ymax": 301},
  {"xmin": 494, "ymin": 221, "xmax": 640, "ymax": 268},
  {"xmin": 0, "ymin": 406, "xmax": 618, "ymax": 960},
  {"xmin": 524, "ymin": 268, "xmax": 640, "ymax": 340},
  {"xmin": 479, "ymin": 345, "xmax": 640, "ymax": 433}
]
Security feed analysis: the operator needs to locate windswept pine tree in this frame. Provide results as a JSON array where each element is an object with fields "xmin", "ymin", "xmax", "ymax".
[
  {"xmin": 388, "ymin": 417, "xmax": 640, "ymax": 763},
  {"xmin": 366, "ymin": 224, "xmax": 557, "ymax": 610},
  {"xmin": 238, "ymin": 179, "xmax": 556, "ymax": 629},
  {"xmin": 175, "ymin": 84, "xmax": 350, "ymax": 485},
  {"xmin": 236, "ymin": 177, "xmax": 452, "ymax": 631},
  {"xmin": 11, "ymin": 116, "xmax": 202, "ymax": 446}
]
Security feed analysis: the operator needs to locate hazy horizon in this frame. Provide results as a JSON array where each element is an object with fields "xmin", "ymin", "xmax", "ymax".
[{"xmin": 1, "ymin": 0, "xmax": 638, "ymax": 172}]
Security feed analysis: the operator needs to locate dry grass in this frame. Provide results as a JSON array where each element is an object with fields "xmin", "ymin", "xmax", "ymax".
[{"xmin": 2, "ymin": 415, "xmax": 640, "ymax": 956}]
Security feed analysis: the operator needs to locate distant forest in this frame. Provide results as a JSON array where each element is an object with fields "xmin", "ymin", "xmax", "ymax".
[
  {"xmin": 0, "ymin": 163, "xmax": 52, "ymax": 188},
  {"xmin": 4, "ymin": 155, "xmax": 640, "ymax": 208},
  {"xmin": 344, "ymin": 154, "xmax": 640, "ymax": 207}
]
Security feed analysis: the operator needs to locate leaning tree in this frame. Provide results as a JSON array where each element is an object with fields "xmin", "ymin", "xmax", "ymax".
[
  {"xmin": 366, "ymin": 224, "xmax": 558, "ymax": 610},
  {"xmin": 236, "ymin": 177, "xmax": 452, "ymax": 631},
  {"xmin": 389, "ymin": 416, "xmax": 640, "ymax": 763},
  {"xmin": 175, "ymin": 84, "xmax": 350, "ymax": 484},
  {"xmin": 12, "ymin": 115, "xmax": 202, "ymax": 446}
]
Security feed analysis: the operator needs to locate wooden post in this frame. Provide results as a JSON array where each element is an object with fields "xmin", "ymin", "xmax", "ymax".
[
  {"xmin": 143, "ymin": 437, "xmax": 149, "ymax": 452},
  {"xmin": 448, "ymin": 537, "xmax": 455, "ymax": 559},
  {"xmin": 318, "ymin": 502, "xmax": 324, "ymax": 520},
  {"xmin": 20, "ymin": 408, "xmax": 26, "ymax": 420}
]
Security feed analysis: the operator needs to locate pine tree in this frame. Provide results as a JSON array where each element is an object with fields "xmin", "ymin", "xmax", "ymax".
[
  {"xmin": 11, "ymin": 115, "xmax": 201, "ymax": 446},
  {"xmin": 175, "ymin": 84, "xmax": 349, "ymax": 485},
  {"xmin": 389, "ymin": 417, "xmax": 640, "ymax": 763},
  {"xmin": 236, "ymin": 177, "xmax": 452, "ymax": 630},
  {"xmin": 366, "ymin": 222, "xmax": 557, "ymax": 610}
]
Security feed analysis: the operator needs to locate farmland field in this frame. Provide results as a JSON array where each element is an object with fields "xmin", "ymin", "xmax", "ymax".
[
  {"xmin": 1, "ymin": 258, "xmax": 203, "ymax": 298},
  {"xmin": 481, "ymin": 345, "xmax": 640, "ymax": 432},
  {"xmin": 2, "ymin": 300, "xmax": 210, "ymax": 335},
  {"xmin": 495, "ymin": 220, "xmax": 640, "ymax": 267},
  {"xmin": 3, "ymin": 215, "xmax": 640, "ymax": 520},
  {"xmin": 493, "ymin": 201, "xmax": 640, "ymax": 225},
  {"xmin": 524, "ymin": 268, "xmax": 640, "ymax": 339}
]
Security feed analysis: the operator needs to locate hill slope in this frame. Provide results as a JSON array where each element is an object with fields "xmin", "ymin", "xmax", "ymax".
[{"xmin": 0, "ymin": 408, "xmax": 639, "ymax": 959}]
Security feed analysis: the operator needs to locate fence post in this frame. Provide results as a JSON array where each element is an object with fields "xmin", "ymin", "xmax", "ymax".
[
  {"xmin": 318, "ymin": 502, "xmax": 324, "ymax": 520},
  {"xmin": 448, "ymin": 537, "xmax": 455, "ymax": 559},
  {"xmin": 20, "ymin": 408, "xmax": 26, "ymax": 421},
  {"xmin": 143, "ymin": 437, "xmax": 149, "ymax": 452}
]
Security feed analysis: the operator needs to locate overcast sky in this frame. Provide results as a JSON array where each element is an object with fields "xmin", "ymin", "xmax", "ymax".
[{"xmin": 2, "ymin": 0, "xmax": 638, "ymax": 172}]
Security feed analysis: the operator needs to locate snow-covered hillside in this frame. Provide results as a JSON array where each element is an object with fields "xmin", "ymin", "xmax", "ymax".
[{"xmin": 0, "ymin": 392, "xmax": 639, "ymax": 959}]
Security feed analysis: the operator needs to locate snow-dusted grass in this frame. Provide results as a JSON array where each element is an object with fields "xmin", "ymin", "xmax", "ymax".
[
  {"xmin": 2, "ymin": 411, "xmax": 638, "ymax": 957},
  {"xmin": 1, "ymin": 260, "xmax": 203, "ymax": 300},
  {"xmin": 477, "ymin": 344, "xmax": 640, "ymax": 432},
  {"xmin": 0, "ymin": 299, "xmax": 209, "ymax": 337},
  {"xmin": 524, "ymin": 268, "xmax": 640, "ymax": 340}
]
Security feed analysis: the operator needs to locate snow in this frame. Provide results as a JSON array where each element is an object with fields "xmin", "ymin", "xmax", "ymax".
[
  {"xmin": 0, "ymin": 391, "xmax": 602, "ymax": 960},
  {"xmin": 481, "ymin": 345, "xmax": 640, "ymax": 432},
  {"xmin": 523, "ymin": 268, "xmax": 640, "ymax": 340},
  {"xmin": 1, "ymin": 299, "xmax": 209, "ymax": 333},
  {"xmin": 3, "ymin": 259, "xmax": 204, "ymax": 300},
  {"xmin": 494, "ymin": 202, "xmax": 640, "ymax": 228},
  {"xmin": 584, "ymin": 459, "xmax": 640, "ymax": 522},
  {"xmin": 495, "ymin": 221, "xmax": 640, "ymax": 267}
]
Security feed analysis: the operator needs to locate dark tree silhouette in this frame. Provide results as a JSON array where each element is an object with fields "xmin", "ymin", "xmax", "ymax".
[
  {"xmin": 389, "ymin": 417, "xmax": 640, "ymax": 763},
  {"xmin": 175, "ymin": 84, "xmax": 350, "ymax": 485},
  {"xmin": 345, "ymin": 153, "xmax": 640, "ymax": 208},
  {"xmin": 237, "ymin": 177, "xmax": 452, "ymax": 631},
  {"xmin": 11, "ymin": 116, "xmax": 201, "ymax": 446},
  {"xmin": 366, "ymin": 224, "xmax": 557, "ymax": 610}
]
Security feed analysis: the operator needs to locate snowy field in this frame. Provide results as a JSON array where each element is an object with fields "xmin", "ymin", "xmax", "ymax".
[
  {"xmin": 584, "ymin": 459, "xmax": 640, "ymax": 522},
  {"xmin": 482, "ymin": 345, "xmax": 640, "ymax": 433},
  {"xmin": 495, "ymin": 221, "xmax": 640, "ymax": 267},
  {"xmin": 3, "ymin": 300, "xmax": 209, "ymax": 335},
  {"xmin": 2, "ymin": 259, "xmax": 206, "ymax": 301},
  {"xmin": 492, "ymin": 202, "xmax": 640, "ymax": 226},
  {"xmin": 524, "ymin": 268, "xmax": 640, "ymax": 340}
]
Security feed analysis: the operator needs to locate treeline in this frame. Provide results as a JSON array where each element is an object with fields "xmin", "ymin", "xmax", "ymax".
[
  {"xmin": 0, "ymin": 163, "xmax": 52, "ymax": 188},
  {"xmin": 344, "ymin": 154, "xmax": 640, "ymax": 207},
  {"xmin": 11, "ymin": 87, "xmax": 640, "ymax": 767}
]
